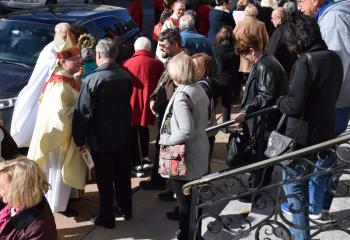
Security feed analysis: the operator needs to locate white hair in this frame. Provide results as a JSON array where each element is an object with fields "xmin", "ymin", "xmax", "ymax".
[
  {"xmin": 54, "ymin": 22, "xmax": 70, "ymax": 33},
  {"xmin": 134, "ymin": 37, "xmax": 151, "ymax": 51},
  {"xmin": 260, "ymin": 0, "xmax": 278, "ymax": 9},
  {"xmin": 179, "ymin": 15, "xmax": 195, "ymax": 30}
]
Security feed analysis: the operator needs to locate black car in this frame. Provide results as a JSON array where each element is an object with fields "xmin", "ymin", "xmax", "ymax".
[{"xmin": 0, "ymin": 4, "xmax": 141, "ymax": 130}]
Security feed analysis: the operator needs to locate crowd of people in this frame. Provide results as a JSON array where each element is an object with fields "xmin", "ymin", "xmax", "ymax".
[{"xmin": 0, "ymin": 0, "xmax": 349, "ymax": 239}]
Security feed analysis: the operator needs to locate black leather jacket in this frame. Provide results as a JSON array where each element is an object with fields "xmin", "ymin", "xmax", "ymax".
[{"xmin": 241, "ymin": 53, "xmax": 288, "ymax": 135}]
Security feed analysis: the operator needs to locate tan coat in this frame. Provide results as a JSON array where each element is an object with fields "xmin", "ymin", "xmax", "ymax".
[{"xmin": 234, "ymin": 16, "xmax": 269, "ymax": 73}]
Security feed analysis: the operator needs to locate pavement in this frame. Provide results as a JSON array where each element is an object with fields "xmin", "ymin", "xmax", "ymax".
[
  {"xmin": 55, "ymin": 104, "xmax": 350, "ymax": 240},
  {"xmin": 5, "ymin": 1, "xmax": 348, "ymax": 239},
  {"xmin": 55, "ymin": 116, "xmax": 232, "ymax": 240}
]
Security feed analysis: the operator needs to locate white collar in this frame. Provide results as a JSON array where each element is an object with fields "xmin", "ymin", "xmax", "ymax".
[{"xmin": 214, "ymin": 6, "xmax": 230, "ymax": 13}]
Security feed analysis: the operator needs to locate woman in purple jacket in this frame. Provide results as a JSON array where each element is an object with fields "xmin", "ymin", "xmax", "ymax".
[{"xmin": 0, "ymin": 158, "xmax": 57, "ymax": 240}]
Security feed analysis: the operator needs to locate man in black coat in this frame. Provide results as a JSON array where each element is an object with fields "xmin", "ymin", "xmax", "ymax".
[
  {"xmin": 266, "ymin": 7, "xmax": 297, "ymax": 78},
  {"xmin": 72, "ymin": 38, "xmax": 133, "ymax": 229}
]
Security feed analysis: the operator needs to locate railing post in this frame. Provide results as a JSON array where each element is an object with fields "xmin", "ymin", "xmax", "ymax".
[{"xmin": 188, "ymin": 185, "xmax": 201, "ymax": 240}]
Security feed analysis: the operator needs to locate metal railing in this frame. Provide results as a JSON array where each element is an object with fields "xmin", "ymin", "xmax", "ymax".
[{"xmin": 183, "ymin": 106, "xmax": 350, "ymax": 240}]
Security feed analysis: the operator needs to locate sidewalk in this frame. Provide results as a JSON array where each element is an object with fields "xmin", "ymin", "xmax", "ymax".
[{"xmin": 55, "ymin": 125, "xmax": 230, "ymax": 240}]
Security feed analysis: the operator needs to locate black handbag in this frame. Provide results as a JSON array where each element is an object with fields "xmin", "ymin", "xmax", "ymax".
[
  {"xmin": 264, "ymin": 115, "xmax": 295, "ymax": 158},
  {"xmin": 226, "ymin": 122, "xmax": 255, "ymax": 168}
]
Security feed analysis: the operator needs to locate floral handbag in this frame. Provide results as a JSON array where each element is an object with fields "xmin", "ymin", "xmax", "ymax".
[
  {"xmin": 158, "ymin": 144, "xmax": 187, "ymax": 177},
  {"xmin": 158, "ymin": 92, "xmax": 192, "ymax": 177}
]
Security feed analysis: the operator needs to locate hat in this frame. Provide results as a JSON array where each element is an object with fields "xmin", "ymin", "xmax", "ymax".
[{"xmin": 55, "ymin": 30, "xmax": 81, "ymax": 60}]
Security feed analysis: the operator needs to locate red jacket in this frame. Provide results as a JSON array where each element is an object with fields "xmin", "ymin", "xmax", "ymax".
[
  {"xmin": 129, "ymin": 0, "xmax": 143, "ymax": 31},
  {"xmin": 197, "ymin": 3, "xmax": 211, "ymax": 36},
  {"xmin": 154, "ymin": 0, "xmax": 164, "ymax": 15},
  {"xmin": 123, "ymin": 50, "xmax": 164, "ymax": 126}
]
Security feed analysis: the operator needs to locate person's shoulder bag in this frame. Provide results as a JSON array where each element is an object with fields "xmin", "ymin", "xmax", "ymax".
[
  {"xmin": 226, "ymin": 122, "xmax": 256, "ymax": 168},
  {"xmin": 264, "ymin": 53, "xmax": 313, "ymax": 158},
  {"xmin": 158, "ymin": 91, "xmax": 193, "ymax": 178}
]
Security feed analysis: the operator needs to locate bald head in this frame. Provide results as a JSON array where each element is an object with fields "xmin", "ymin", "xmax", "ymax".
[
  {"xmin": 271, "ymin": 7, "xmax": 287, "ymax": 27},
  {"xmin": 54, "ymin": 23, "xmax": 70, "ymax": 42}
]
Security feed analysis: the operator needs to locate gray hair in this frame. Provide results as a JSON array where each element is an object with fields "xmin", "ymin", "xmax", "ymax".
[
  {"xmin": 174, "ymin": 0, "xmax": 185, "ymax": 7},
  {"xmin": 179, "ymin": 14, "xmax": 195, "ymax": 30},
  {"xmin": 283, "ymin": 1, "xmax": 296, "ymax": 15},
  {"xmin": 96, "ymin": 38, "xmax": 118, "ymax": 59},
  {"xmin": 134, "ymin": 37, "xmax": 151, "ymax": 51}
]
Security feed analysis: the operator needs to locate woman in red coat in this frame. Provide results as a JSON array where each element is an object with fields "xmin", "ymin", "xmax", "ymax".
[
  {"xmin": 129, "ymin": 0, "xmax": 144, "ymax": 31},
  {"xmin": 122, "ymin": 37, "xmax": 164, "ymax": 177}
]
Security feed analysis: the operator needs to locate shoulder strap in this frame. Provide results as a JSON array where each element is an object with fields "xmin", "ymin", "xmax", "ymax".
[
  {"xmin": 168, "ymin": 91, "xmax": 193, "ymax": 115},
  {"xmin": 276, "ymin": 53, "xmax": 312, "ymax": 133}
]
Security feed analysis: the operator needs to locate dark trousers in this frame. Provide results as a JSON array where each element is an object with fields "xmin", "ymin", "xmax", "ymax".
[
  {"xmin": 131, "ymin": 126, "xmax": 150, "ymax": 167},
  {"xmin": 91, "ymin": 150, "xmax": 132, "ymax": 224},
  {"xmin": 221, "ymin": 85, "xmax": 234, "ymax": 122},
  {"xmin": 233, "ymin": 73, "xmax": 242, "ymax": 98},
  {"xmin": 171, "ymin": 179, "xmax": 191, "ymax": 240}
]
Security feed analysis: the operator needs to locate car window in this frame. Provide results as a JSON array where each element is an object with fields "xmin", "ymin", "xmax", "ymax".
[
  {"xmin": 93, "ymin": 16, "xmax": 137, "ymax": 41},
  {"xmin": 0, "ymin": 20, "xmax": 54, "ymax": 65}
]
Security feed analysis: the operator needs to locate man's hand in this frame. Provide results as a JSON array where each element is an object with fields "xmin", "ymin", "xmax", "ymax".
[
  {"xmin": 234, "ymin": 112, "xmax": 247, "ymax": 123},
  {"xmin": 77, "ymin": 145, "xmax": 87, "ymax": 154},
  {"xmin": 150, "ymin": 100, "xmax": 158, "ymax": 116}
]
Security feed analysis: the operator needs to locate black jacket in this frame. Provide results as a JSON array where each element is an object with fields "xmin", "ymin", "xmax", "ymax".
[
  {"xmin": 241, "ymin": 53, "xmax": 288, "ymax": 134},
  {"xmin": 214, "ymin": 43, "xmax": 240, "ymax": 86},
  {"xmin": 73, "ymin": 62, "xmax": 132, "ymax": 152},
  {"xmin": 208, "ymin": 9, "xmax": 235, "ymax": 46},
  {"xmin": 265, "ymin": 22, "xmax": 297, "ymax": 78},
  {"xmin": 277, "ymin": 43, "xmax": 343, "ymax": 146},
  {"xmin": 257, "ymin": 6, "xmax": 274, "ymax": 37}
]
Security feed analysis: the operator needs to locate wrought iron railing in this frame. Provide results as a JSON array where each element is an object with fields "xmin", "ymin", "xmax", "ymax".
[{"xmin": 183, "ymin": 107, "xmax": 350, "ymax": 240}]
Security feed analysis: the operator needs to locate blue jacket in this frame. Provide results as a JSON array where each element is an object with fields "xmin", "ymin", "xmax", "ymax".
[
  {"xmin": 180, "ymin": 28, "xmax": 214, "ymax": 58},
  {"xmin": 318, "ymin": 0, "xmax": 350, "ymax": 108}
]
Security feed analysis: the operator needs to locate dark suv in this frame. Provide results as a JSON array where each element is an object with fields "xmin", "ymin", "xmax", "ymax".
[{"xmin": 0, "ymin": 4, "xmax": 141, "ymax": 130}]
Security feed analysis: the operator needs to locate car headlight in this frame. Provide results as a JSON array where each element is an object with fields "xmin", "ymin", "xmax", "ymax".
[{"xmin": 0, "ymin": 97, "xmax": 17, "ymax": 110}]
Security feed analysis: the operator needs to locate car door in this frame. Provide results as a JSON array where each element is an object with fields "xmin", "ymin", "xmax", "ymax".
[{"xmin": 85, "ymin": 16, "xmax": 137, "ymax": 63}]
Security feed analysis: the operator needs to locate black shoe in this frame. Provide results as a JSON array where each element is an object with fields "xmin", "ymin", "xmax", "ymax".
[
  {"xmin": 114, "ymin": 206, "xmax": 133, "ymax": 220},
  {"xmin": 158, "ymin": 190, "xmax": 176, "ymax": 202},
  {"xmin": 90, "ymin": 216, "xmax": 115, "ymax": 229},
  {"xmin": 58, "ymin": 206, "xmax": 79, "ymax": 217},
  {"xmin": 166, "ymin": 206, "xmax": 179, "ymax": 221},
  {"xmin": 237, "ymin": 195, "xmax": 252, "ymax": 203},
  {"xmin": 140, "ymin": 179, "xmax": 166, "ymax": 190},
  {"xmin": 141, "ymin": 157, "xmax": 154, "ymax": 170}
]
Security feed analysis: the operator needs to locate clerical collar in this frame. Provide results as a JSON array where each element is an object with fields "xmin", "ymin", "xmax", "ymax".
[{"xmin": 315, "ymin": 0, "xmax": 333, "ymax": 22}]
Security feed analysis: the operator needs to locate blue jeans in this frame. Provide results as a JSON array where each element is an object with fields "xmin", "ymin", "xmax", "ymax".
[
  {"xmin": 283, "ymin": 159, "xmax": 310, "ymax": 240},
  {"xmin": 336, "ymin": 106, "xmax": 350, "ymax": 135},
  {"xmin": 309, "ymin": 149, "xmax": 336, "ymax": 213}
]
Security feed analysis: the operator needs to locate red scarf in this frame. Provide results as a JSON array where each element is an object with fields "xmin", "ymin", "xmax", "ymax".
[{"xmin": 41, "ymin": 74, "xmax": 80, "ymax": 94}]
